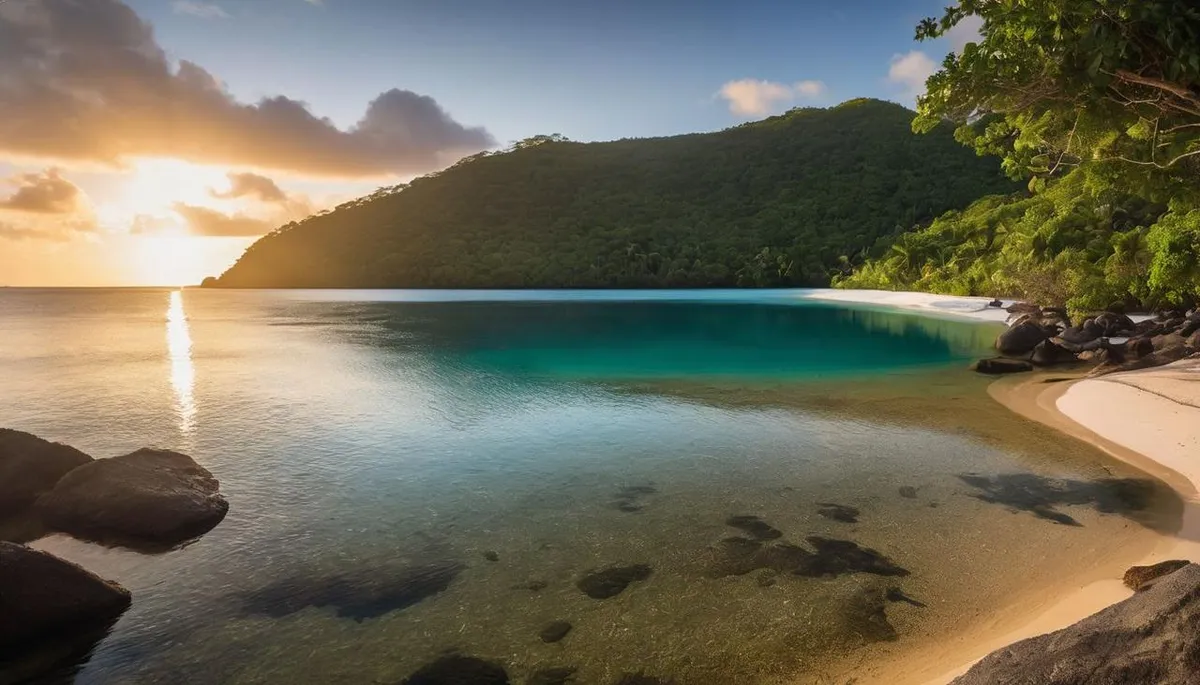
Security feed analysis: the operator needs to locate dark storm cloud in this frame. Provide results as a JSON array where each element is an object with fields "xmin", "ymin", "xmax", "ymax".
[{"xmin": 0, "ymin": 0, "xmax": 495, "ymax": 177}]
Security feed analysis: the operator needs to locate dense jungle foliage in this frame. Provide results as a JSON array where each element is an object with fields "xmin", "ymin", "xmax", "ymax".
[
  {"xmin": 209, "ymin": 99, "xmax": 1014, "ymax": 289},
  {"xmin": 839, "ymin": 0, "xmax": 1200, "ymax": 310}
]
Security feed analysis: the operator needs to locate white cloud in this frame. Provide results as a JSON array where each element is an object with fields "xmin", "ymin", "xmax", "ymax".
[
  {"xmin": 172, "ymin": 1, "xmax": 230, "ymax": 19},
  {"xmin": 718, "ymin": 79, "xmax": 828, "ymax": 118},
  {"xmin": 887, "ymin": 51, "xmax": 937, "ymax": 101},
  {"xmin": 945, "ymin": 14, "xmax": 984, "ymax": 54}
]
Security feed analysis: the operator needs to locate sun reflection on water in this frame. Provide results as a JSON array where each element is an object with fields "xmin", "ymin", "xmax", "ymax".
[{"xmin": 167, "ymin": 290, "xmax": 197, "ymax": 437}]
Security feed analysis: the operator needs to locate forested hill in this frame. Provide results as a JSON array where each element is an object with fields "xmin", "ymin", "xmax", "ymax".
[{"xmin": 207, "ymin": 99, "xmax": 1016, "ymax": 289}]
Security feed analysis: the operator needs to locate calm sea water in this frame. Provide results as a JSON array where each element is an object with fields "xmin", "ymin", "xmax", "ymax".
[{"xmin": 0, "ymin": 289, "xmax": 1178, "ymax": 684}]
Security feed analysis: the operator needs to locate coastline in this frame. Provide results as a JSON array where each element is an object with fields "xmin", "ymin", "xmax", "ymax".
[
  {"xmin": 920, "ymin": 369, "xmax": 1200, "ymax": 683},
  {"xmin": 807, "ymin": 289, "xmax": 1199, "ymax": 684}
]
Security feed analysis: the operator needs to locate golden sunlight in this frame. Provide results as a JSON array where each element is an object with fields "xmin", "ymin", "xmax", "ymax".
[
  {"xmin": 118, "ymin": 158, "xmax": 230, "ymax": 215},
  {"xmin": 166, "ymin": 290, "xmax": 197, "ymax": 438}
]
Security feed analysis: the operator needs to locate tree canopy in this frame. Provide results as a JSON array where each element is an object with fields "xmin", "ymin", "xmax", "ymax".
[
  {"xmin": 209, "ymin": 99, "xmax": 1013, "ymax": 289},
  {"xmin": 840, "ymin": 0, "xmax": 1200, "ymax": 311}
]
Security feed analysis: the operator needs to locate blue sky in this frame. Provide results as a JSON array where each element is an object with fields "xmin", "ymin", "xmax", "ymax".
[{"xmin": 129, "ymin": 0, "xmax": 961, "ymax": 144}]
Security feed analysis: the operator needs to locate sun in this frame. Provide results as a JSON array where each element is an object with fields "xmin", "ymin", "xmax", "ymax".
[{"xmin": 117, "ymin": 158, "xmax": 230, "ymax": 215}]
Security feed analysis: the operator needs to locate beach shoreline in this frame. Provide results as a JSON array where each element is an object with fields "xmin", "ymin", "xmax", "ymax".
[
  {"xmin": 928, "ymin": 369, "xmax": 1199, "ymax": 683},
  {"xmin": 805, "ymin": 289, "xmax": 1199, "ymax": 684}
]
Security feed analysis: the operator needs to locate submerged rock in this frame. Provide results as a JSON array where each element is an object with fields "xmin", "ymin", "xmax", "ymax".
[
  {"xmin": 0, "ymin": 429, "xmax": 93, "ymax": 516},
  {"xmin": 576, "ymin": 564, "xmax": 652, "ymax": 599},
  {"xmin": 0, "ymin": 541, "xmax": 131, "ymax": 649},
  {"xmin": 241, "ymin": 560, "xmax": 463, "ymax": 621},
  {"xmin": 797, "ymin": 537, "xmax": 909, "ymax": 578},
  {"xmin": 958, "ymin": 473, "xmax": 1155, "ymax": 527},
  {"xmin": 954, "ymin": 564, "xmax": 1200, "ymax": 685},
  {"xmin": 816, "ymin": 503, "xmax": 860, "ymax": 524},
  {"xmin": 616, "ymin": 673, "xmax": 674, "ymax": 685},
  {"xmin": 37, "ymin": 448, "xmax": 228, "ymax": 549},
  {"xmin": 1123, "ymin": 560, "xmax": 1190, "ymax": 591},
  {"xmin": 538, "ymin": 620, "xmax": 573, "ymax": 643},
  {"xmin": 611, "ymin": 485, "xmax": 657, "ymax": 513},
  {"xmin": 838, "ymin": 586, "xmax": 898, "ymax": 643},
  {"xmin": 707, "ymin": 535, "xmax": 907, "ymax": 579},
  {"xmin": 527, "ymin": 667, "xmax": 577, "ymax": 685},
  {"xmin": 972, "ymin": 358, "xmax": 1033, "ymax": 375},
  {"xmin": 724, "ymin": 515, "xmax": 782, "ymax": 540},
  {"xmin": 401, "ymin": 655, "xmax": 509, "ymax": 685}
]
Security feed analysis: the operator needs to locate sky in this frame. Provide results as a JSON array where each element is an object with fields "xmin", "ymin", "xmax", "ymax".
[{"xmin": 0, "ymin": 0, "xmax": 977, "ymax": 286}]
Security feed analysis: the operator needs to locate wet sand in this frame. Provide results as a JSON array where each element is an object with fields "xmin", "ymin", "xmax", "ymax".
[{"xmin": 876, "ymin": 366, "xmax": 1200, "ymax": 685}]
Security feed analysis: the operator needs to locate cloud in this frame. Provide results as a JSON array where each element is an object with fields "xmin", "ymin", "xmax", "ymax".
[
  {"xmin": 0, "ymin": 169, "xmax": 84, "ymax": 214},
  {"xmin": 212, "ymin": 172, "xmax": 288, "ymax": 203},
  {"xmin": 887, "ymin": 51, "xmax": 938, "ymax": 101},
  {"xmin": 0, "ymin": 0, "xmax": 494, "ymax": 177},
  {"xmin": 172, "ymin": 203, "xmax": 274, "ymax": 237},
  {"xmin": 172, "ymin": 1, "xmax": 229, "ymax": 19},
  {"xmin": 945, "ymin": 14, "xmax": 984, "ymax": 54},
  {"xmin": 718, "ymin": 79, "xmax": 828, "ymax": 118}
]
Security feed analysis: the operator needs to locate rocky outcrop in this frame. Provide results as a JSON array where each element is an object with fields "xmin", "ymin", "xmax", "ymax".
[
  {"xmin": 0, "ymin": 429, "xmax": 93, "ymax": 515},
  {"xmin": 0, "ymin": 542, "xmax": 131, "ymax": 648},
  {"xmin": 996, "ymin": 318, "xmax": 1054, "ymax": 355},
  {"xmin": 953, "ymin": 563, "xmax": 1200, "ymax": 685},
  {"xmin": 977, "ymin": 303, "xmax": 1199, "ymax": 376},
  {"xmin": 1123, "ymin": 560, "xmax": 1191, "ymax": 591},
  {"xmin": 38, "ymin": 448, "xmax": 228, "ymax": 549},
  {"xmin": 972, "ymin": 358, "xmax": 1033, "ymax": 375}
]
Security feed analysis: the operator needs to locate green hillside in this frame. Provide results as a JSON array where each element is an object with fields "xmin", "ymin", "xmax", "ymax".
[{"xmin": 208, "ymin": 99, "xmax": 1015, "ymax": 289}]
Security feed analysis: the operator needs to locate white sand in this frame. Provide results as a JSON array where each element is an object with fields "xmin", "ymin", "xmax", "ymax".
[
  {"xmin": 918, "ymin": 359, "xmax": 1200, "ymax": 683},
  {"xmin": 796, "ymin": 289, "xmax": 1013, "ymax": 323},
  {"xmin": 1058, "ymin": 360, "xmax": 1200, "ymax": 489}
]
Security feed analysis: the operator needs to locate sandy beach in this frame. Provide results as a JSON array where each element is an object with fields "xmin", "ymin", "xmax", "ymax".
[{"xmin": 802, "ymin": 289, "xmax": 1200, "ymax": 684}]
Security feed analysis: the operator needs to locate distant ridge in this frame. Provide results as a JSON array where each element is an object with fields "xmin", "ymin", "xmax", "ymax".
[{"xmin": 208, "ymin": 99, "xmax": 1016, "ymax": 289}]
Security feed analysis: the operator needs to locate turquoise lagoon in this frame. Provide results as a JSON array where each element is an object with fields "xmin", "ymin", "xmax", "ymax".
[{"xmin": 0, "ymin": 289, "xmax": 1177, "ymax": 684}]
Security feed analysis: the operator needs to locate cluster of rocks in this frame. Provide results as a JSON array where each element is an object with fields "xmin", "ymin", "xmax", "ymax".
[
  {"xmin": 974, "ymin": 301, "xmax": 1200, "ymax": 375},
  {"xmin": 0, "ymin": 429, "xmax": 228, "ymax": 678}
]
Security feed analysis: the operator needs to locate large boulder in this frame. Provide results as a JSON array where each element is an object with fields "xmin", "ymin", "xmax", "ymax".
[
  {"xmin": 953, "ymin": 563, "xmax": 1200, "ymax": 685},
  {"xmin": 37, "ymin": 449, "xmax": 228, "ymax": 549},
  {"xmin": 0, "ymin": 542, "xmax": 131, "ymax": 647},
  {"xmin": 1005, "ymin": 302, "xmax": 1040, "ymax": 316},
  {"xmin": 1095, "ymin": 311, "xmax": 1136, "ymax": 337},
  {"xmin": 1059, "ymin": 319, "xmax": 1103, "ymax": 345},
  {"xmin": 0, "ymin": 429, "xmax": 93, "ymax": 515},
  {"xmin": 1030, "ymin": 340, "xmax": 1079, "ymax": 366},
  {"xmin": 972, "ymin": 358, "xmax": 1033, "ymax": 375},
  {"xmin": 996, "ymin": 319, "xmax": 1053, "ymax": 356}
]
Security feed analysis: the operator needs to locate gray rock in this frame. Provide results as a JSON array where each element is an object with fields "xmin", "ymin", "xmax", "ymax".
[
  {"xmin": 1005, "ymin": 302, "xmax": 1040, "ymax": 315},
  {"xmin": 0, "ymin": 541, "xmax": 131, "ymax": 648},
  {"xmin": 1095, "ymin": 311, "xmax": 1136, "ymax": 337},
  {"xmin": 953, "ymin": 563, "xmax": 1200, "ymax": 685},
  {"xmin": 1123, "ymin": 560, "xmax": 1190, "ymax": 591},
  {"xmin": 996, "ymin": 320, "xmax": 1052, "ymax": 355},
  {"xmin": 1152, "ymin": 332, "xmax": 1187, "ymax": 351},
  {"xmin": 0, "ymin": 429, "xmax": 92, "ymax": 515},
  {"xmin": 1030, "ymin": 340, "xmax": 1078, "ymax": 366},
  {"xmin": 37, "ymin": 448, "xmax": 228, "ymax": 549},
  {"xmin": 972, "ymin": 358, "xmax": 1033, "ymax": 375},
  {"xmin": 1059, "ymin": 319, "xmax": 1102, "ymax": 345}
]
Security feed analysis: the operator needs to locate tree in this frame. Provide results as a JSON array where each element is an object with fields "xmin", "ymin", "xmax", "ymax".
[{"xmin": 914, "ymin": 0, "xmax": 1200, "ymax": 196}]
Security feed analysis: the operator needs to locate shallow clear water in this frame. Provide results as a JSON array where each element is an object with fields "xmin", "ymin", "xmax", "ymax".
[{"xmin": 0, "ymin": 289, "xmax": 1178, "ymax": 685}]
